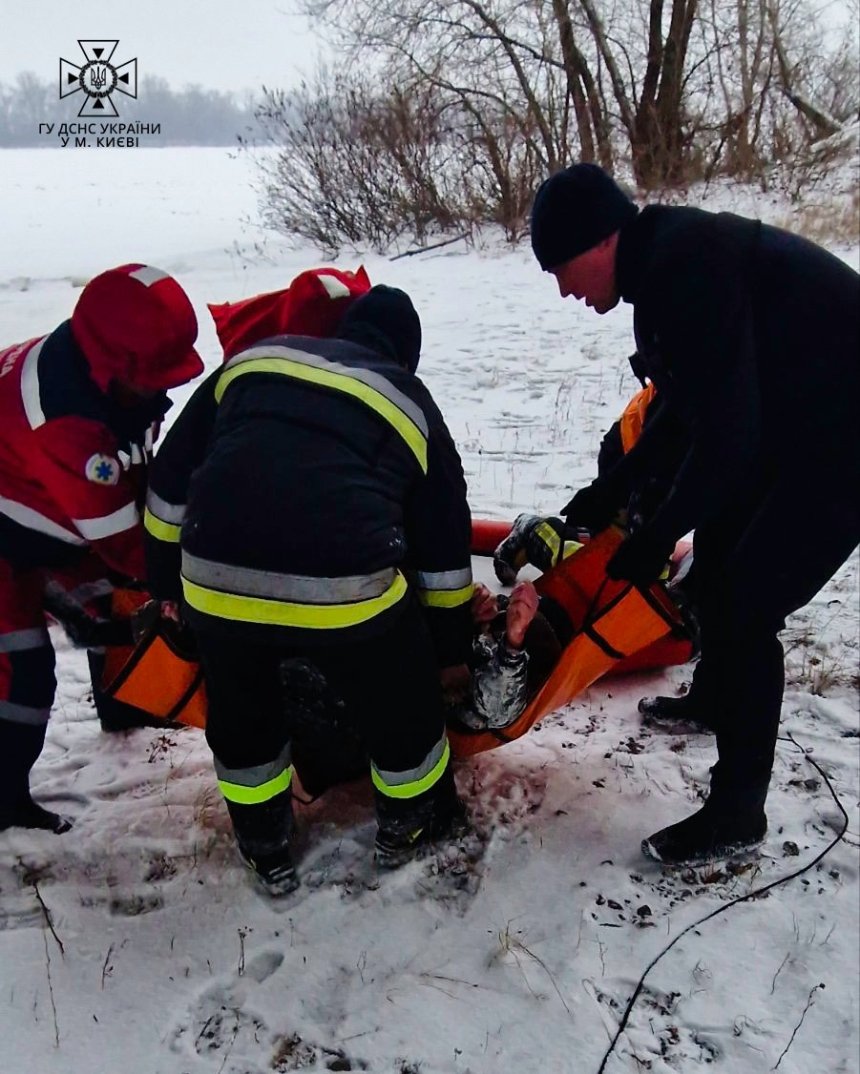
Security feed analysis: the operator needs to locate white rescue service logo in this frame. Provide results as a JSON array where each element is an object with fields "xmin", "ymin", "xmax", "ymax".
[
  {"xmin": 85, "ymin": 453, "xmax": 121, "ymax": 485},
  {"xmin": 0, "ymin": 343, "xmax": 27, "ymax": 378}
]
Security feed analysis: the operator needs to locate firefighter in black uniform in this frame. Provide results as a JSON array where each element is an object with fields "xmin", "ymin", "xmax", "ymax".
[
  {"xmin": 144, "ymin": 286, "xmax": 474, "ymax": 895},
  {"xmin": 529, "ymin": 163, "xmax": 860, "ymax": 865}
]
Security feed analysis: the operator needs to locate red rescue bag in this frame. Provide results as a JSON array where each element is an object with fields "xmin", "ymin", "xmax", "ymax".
[{"xmin": 208, "ymin": 266, "xmax": 371, "ymax": 360}]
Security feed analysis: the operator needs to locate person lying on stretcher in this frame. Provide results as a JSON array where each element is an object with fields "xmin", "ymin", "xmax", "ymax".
[{"xmin": 444, "ymin": 581, "xmax": 560, "ymax": 733}]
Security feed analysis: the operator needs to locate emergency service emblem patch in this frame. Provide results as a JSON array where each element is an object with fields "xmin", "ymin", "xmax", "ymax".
[
  {"xmin": 85, "ymin": 453, "xmax": 121, "ymax": 485},
  {"xmin": 59, "ymin": 41, "xmax": 138, "ymax": 119}
]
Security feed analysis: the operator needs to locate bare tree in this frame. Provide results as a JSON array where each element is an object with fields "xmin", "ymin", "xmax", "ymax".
[{"xmin": 248, "ymin": 0, "xmax": 856, "ymax": 249}]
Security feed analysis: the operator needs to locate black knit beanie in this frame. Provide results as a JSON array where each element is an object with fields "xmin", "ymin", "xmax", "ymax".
[
  {"xmin": 336, "ymin": 284, "xmax": 422, "ymax": 374},
  {"xmin": 530, "ymin": 163, "xmax": 639, "ymax": 270}
]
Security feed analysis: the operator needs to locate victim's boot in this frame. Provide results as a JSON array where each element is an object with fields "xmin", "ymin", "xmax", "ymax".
[
  {"xmin": 375, "ymin": 764, "xmax": 468, "ymax": 869},
  {"xmin": 0, "ymin": 722, "xmax": 73, "ymax": 834},
  {"xmin": 227, "ymin": 790, "xmax": 298, "ymax": 896}
]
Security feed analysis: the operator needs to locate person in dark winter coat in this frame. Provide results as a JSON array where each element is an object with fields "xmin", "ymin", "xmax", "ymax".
[
  {"xmin": 0, "ymin": 264, "xmax": 203, "ymax": 833},
  {"xmin": 528, "ymin": 162, "xmax": 860, "ymax": 865},
  {"xmin": 144, "ymin": 285, "xmax": 475, "ymax": 896}
]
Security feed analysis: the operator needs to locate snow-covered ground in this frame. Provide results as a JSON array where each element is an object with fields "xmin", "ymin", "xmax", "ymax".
[{"xmin": 0, "ymin": 147, "xmax": 857, "ymax": 1074}]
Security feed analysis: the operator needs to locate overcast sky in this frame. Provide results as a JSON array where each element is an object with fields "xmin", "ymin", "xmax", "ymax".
[
  {"xmin": 0, "ymin": 0, "xmax": 855, "ymax": 99},
  {"xmin": 0, "ymin": 0, "xmax": 329, "ymax": 96}
]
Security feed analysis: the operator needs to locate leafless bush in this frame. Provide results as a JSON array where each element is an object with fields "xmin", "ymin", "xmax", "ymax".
[
  {"xmin": 245, "ymin": 69, "xmax": 473, "ymax": 253},
  {"xmin": 244, "ymin": 65, "xmax": 547, "ymax": 251},
  {"xmin": 775, "ymin": 187, "xmax": 860, "ymax": 245}
]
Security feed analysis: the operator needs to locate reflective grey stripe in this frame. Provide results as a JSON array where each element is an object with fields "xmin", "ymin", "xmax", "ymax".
[
  {"xmin": 0, "ymin": 628, "xmax": 51, "ymax": 654},
  {"xmin": 224, "ymin": 345, "xmax": 429, "ymax": 438},
  {"xmin": 129, "ymin": 265, "xmax": 169, "ymax": 287},
  {"xmin": 0, "ymin": 493, "xmax": 86, "ymax": 545},
  {"xmin": 372, "ymin": 732, "xmax": 448, "ymax": 789},
  {"xmin": 317, "ymin": 274, "xmax": 351, "ymax": 299},
  {"xmin": 181, "ymin": 550, "xmax": 397, "ymax": 604},
  {"xmin": 20, "ymin": 337, "xmax": 47, "ymax": 429},
  {"xmin": 213, "ymin": 744, "xmax": 292, "ymax": 788},
  {"xmin": 0, "ymin": 700, "xmax": 52, "ymax": 726},
  {"xmin": 145, "ymin": 490, "xmax": 186, "ymax": 525},
  {"xmin": 73, "ymin": 501, "xmax": 139, "ymax": 541},
  {"xmin": 415, "ymin": 567, "xmax": 473, "ymax": 591}
]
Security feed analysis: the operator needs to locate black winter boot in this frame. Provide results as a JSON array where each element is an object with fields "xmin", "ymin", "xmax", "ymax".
[
  {"xmin": 227, "ymin": 791, "xmax": 298, "ymax": 897},
  {"xmin": 0, "ymin": 797, "xmax": 74, "ymax": 834},
  {"xmin": 375, "ymin": 765, "xmax": 468, "ymax": 869},
  {"xmin": 0, "ymin": 722, "xmax": 73, "ymax": 834},
  {"xmin": 642, "ymin": 787, "xmax": 767, "ymax": 865},
  {"xmin": 638, "ymin": 692, "xmax": 720, "ymax": 734}
]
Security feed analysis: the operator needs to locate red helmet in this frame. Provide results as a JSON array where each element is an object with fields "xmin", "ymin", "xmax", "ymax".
[{"xmin": 71, "ymin": 264, "xmax": 204, "ymax": 393}]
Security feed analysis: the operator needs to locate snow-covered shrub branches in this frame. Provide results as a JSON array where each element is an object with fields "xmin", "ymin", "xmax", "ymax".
[{"xmin": 245, "ymin": 66, "xmax": 542, "ymax": 252}]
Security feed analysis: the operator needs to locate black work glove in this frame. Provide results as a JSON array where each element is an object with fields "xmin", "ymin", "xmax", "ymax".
[
  {"xmin": 560, "ymin": 480, "xmax": 620, "ymax": 534},
  {"xmin": 130, "ymin": 599, "xmax": 162, "ymax": 642},
  {"xmin": 493, "ymin": 514, "xmax": 541, "ymax": 585},
  {"xmin": 606, "ymin": 528, "xmax": 674, "ymax": 588},
  {"xmin": 43, "ymin": 582, "xmax": 133, "ymax": 649},
  {"xmin": 131, "ymin": 600, "xmax": 198, "ymax": 658}
]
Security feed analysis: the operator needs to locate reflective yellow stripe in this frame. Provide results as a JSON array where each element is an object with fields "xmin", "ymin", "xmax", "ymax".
[
  {"xmin": 218, "ymin": 766, "xmax": 293, "ymax": 805},
  {"xmin": 536, "ymin": 522, "xmax": 583, "ymax": 565},
  {"xmin": 561, "ymin": 540, "xmax": 584, "ymax": 560},
  {"xmin": 535, "ymin": 521, "xmax": 561, "ymax": 561},
  {"xmin": 215, "ymin": 357, "xmax": 428, "ymax": 473},
  {"xmin": 371, "ymin": 740, "xmax": 450, "ymax": 800},
  {"xmin": 182, "ymin": 570, "xmax": 408, "ymax": 628},
  {"xmin": 144, "ymin": 506, "xmax": 182, "ymax": 543},
  {"xmin": 417, "ymin": 583, "xmax": 474, "ymax": 609}
]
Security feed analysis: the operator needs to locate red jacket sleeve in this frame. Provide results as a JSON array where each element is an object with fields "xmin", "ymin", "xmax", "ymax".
[{"xmin": 32, "ymin": 416, "xmax": 146, "ymax": 580}]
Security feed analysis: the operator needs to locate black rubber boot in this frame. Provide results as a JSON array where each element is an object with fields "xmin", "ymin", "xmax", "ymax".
[
  {"xmin": 0, "ymin": 722, "xmax": 73, "ymax": 834},
  {"xmin": 227, "ymin": 791, "xmax": 298, "ymax": 897},
  {"xmin": 638, "ymin": 692, "xmax": 720, "ymax": 734},
  {"xmin": 375, "ymin": 765, "xmax": 468, "ymax": 869},
  {"xmin": 642, "ymin": 786, "xmax": 767, "ymax": 865},
  {"xmin": 0, "ymin": 797, "xmax": 73, "ymax": 834}
]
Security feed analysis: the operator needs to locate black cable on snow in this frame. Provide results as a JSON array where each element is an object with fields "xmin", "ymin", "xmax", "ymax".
[{"xmin": 595, "ymin": 731, "xmax": 851, "ymax": 1074}]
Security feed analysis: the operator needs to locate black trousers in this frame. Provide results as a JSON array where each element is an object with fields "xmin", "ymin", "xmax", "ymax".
[
  {"xmin": 195, "ymin": 597, "xmax": 447, "ymax": 789},
  {"xmin": 688, "ymin": 462, "xmax": 859, "ymax": 794}
]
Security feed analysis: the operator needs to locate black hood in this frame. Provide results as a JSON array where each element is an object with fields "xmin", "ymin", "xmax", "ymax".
[{"xmin": 335, "ymin": 285, "xmax": 422, "ymax": 374}]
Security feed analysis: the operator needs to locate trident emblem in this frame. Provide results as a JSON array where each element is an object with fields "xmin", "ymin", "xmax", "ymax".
[
  {"xmin": 60, "ymin": 41, "xmax": 138, "ymax": 118},
  {"xmin": 89, "ymin": 65, "xmax": 108, "ymax": 92}
]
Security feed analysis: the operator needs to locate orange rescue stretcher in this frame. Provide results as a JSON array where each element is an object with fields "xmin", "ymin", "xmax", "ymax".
[
  {"xmin": 451, "ymin": 520, "xmax": 693, "ymax": 757},
  {"xmin": 102, "ymin": 520, "xmax": 694, "ymax": 754}
]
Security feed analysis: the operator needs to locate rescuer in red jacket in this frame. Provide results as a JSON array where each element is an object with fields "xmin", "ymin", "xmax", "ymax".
[{"xmin": 0, "ymin": 264, "xmax": 203, "ymax": 833}]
